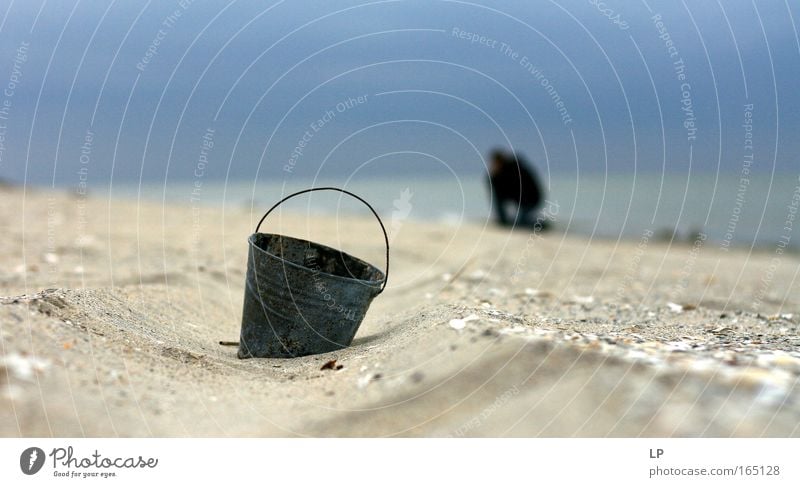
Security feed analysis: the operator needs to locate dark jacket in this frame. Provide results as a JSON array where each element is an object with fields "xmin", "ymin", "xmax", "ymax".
[{"xmin": 488, "ymin": 154, "xmax": 542, "ymax": 208}]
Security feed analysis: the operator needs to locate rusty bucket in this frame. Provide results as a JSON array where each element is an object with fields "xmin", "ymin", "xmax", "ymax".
[{"xmin": 237, "ymin": 187, "xmax": 389, "ymax": 359}]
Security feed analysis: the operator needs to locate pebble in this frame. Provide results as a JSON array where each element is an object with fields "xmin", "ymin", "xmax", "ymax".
[
  {"xmin": 434, "ymin": 301, "xmax": 800, "ymax": 409},
  {"xmin": 666, "ymin": 341, "xmax": 692, "ymax": 352},
  {"xmin": 666, "ymin": 302, "xmax": 684, "ymax": 313},
  {"xmin": 357, "ymin": 374, "xmax": 376, "ymax": 389},
  {"xmin": 0, "ymin": 353, "xmax": 50, "ymax": 381},
  {"xmin": 449, "ymin": 314, "xmax": 479, "ymax": 330},
  {"xmin": 466, "ymin": 270, "xmax": 487, "ymax": 282},
  {"xmin": 753, "ymin": 383, "xmax": 790, "ymax": 406},
  {"xmin": 571, "ymin": 295, "xmax": 595, "ymax": 305},
  {"xmin": 756, "ymin": 352, "xmax": 800, "ymax": 373}
]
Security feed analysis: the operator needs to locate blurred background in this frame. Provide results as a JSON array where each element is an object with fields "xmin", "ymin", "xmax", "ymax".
[{"xmin": 0, "ymin": 0, "xmax": 797, "ymax": 245}]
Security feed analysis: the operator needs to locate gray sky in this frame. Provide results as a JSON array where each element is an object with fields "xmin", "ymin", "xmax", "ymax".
[{"xmin": 0, "ymin": 0, "xmax": 797, "ymax": 187}]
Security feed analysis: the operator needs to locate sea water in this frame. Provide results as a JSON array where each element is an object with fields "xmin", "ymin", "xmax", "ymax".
[{"xmin": 111, "ymin": 171, "xmax": 800, "ymax": 250}]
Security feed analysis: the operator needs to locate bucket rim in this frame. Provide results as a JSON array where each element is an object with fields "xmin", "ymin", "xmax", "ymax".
[{"xmin": 248, "ymin": 233, "xmax": 386, "ymax": 288}]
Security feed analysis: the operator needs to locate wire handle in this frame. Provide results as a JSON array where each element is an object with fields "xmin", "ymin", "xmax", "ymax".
[{"xmin": 255, "ymin": 187, "xmax": 389, "ymax": 293}]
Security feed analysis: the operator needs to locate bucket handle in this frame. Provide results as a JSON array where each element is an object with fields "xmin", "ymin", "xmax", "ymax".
[{"xmin": 255, "ymin": 187, "xmax": 390, "ymax": 294}]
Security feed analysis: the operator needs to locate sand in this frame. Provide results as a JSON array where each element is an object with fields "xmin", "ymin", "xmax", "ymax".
[{"xmin": 1, "ymin": 186, "xmax": 800, "ymax": 437}]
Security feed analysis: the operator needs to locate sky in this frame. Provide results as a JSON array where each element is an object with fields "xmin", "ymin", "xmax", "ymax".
[{"xmin": 0, "ymin": 0, "xmax": 798, "ymax": 188}]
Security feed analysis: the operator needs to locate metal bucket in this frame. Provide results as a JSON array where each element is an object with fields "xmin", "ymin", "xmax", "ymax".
[{"xmin": 238, "ymin": 187, "xmax": 389, "ymax": 359}]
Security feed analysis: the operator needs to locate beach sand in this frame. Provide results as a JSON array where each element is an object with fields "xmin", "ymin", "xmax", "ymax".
[{"xmin": 2, "ymin": 186, "xmax": 799, "ymax": 437}]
